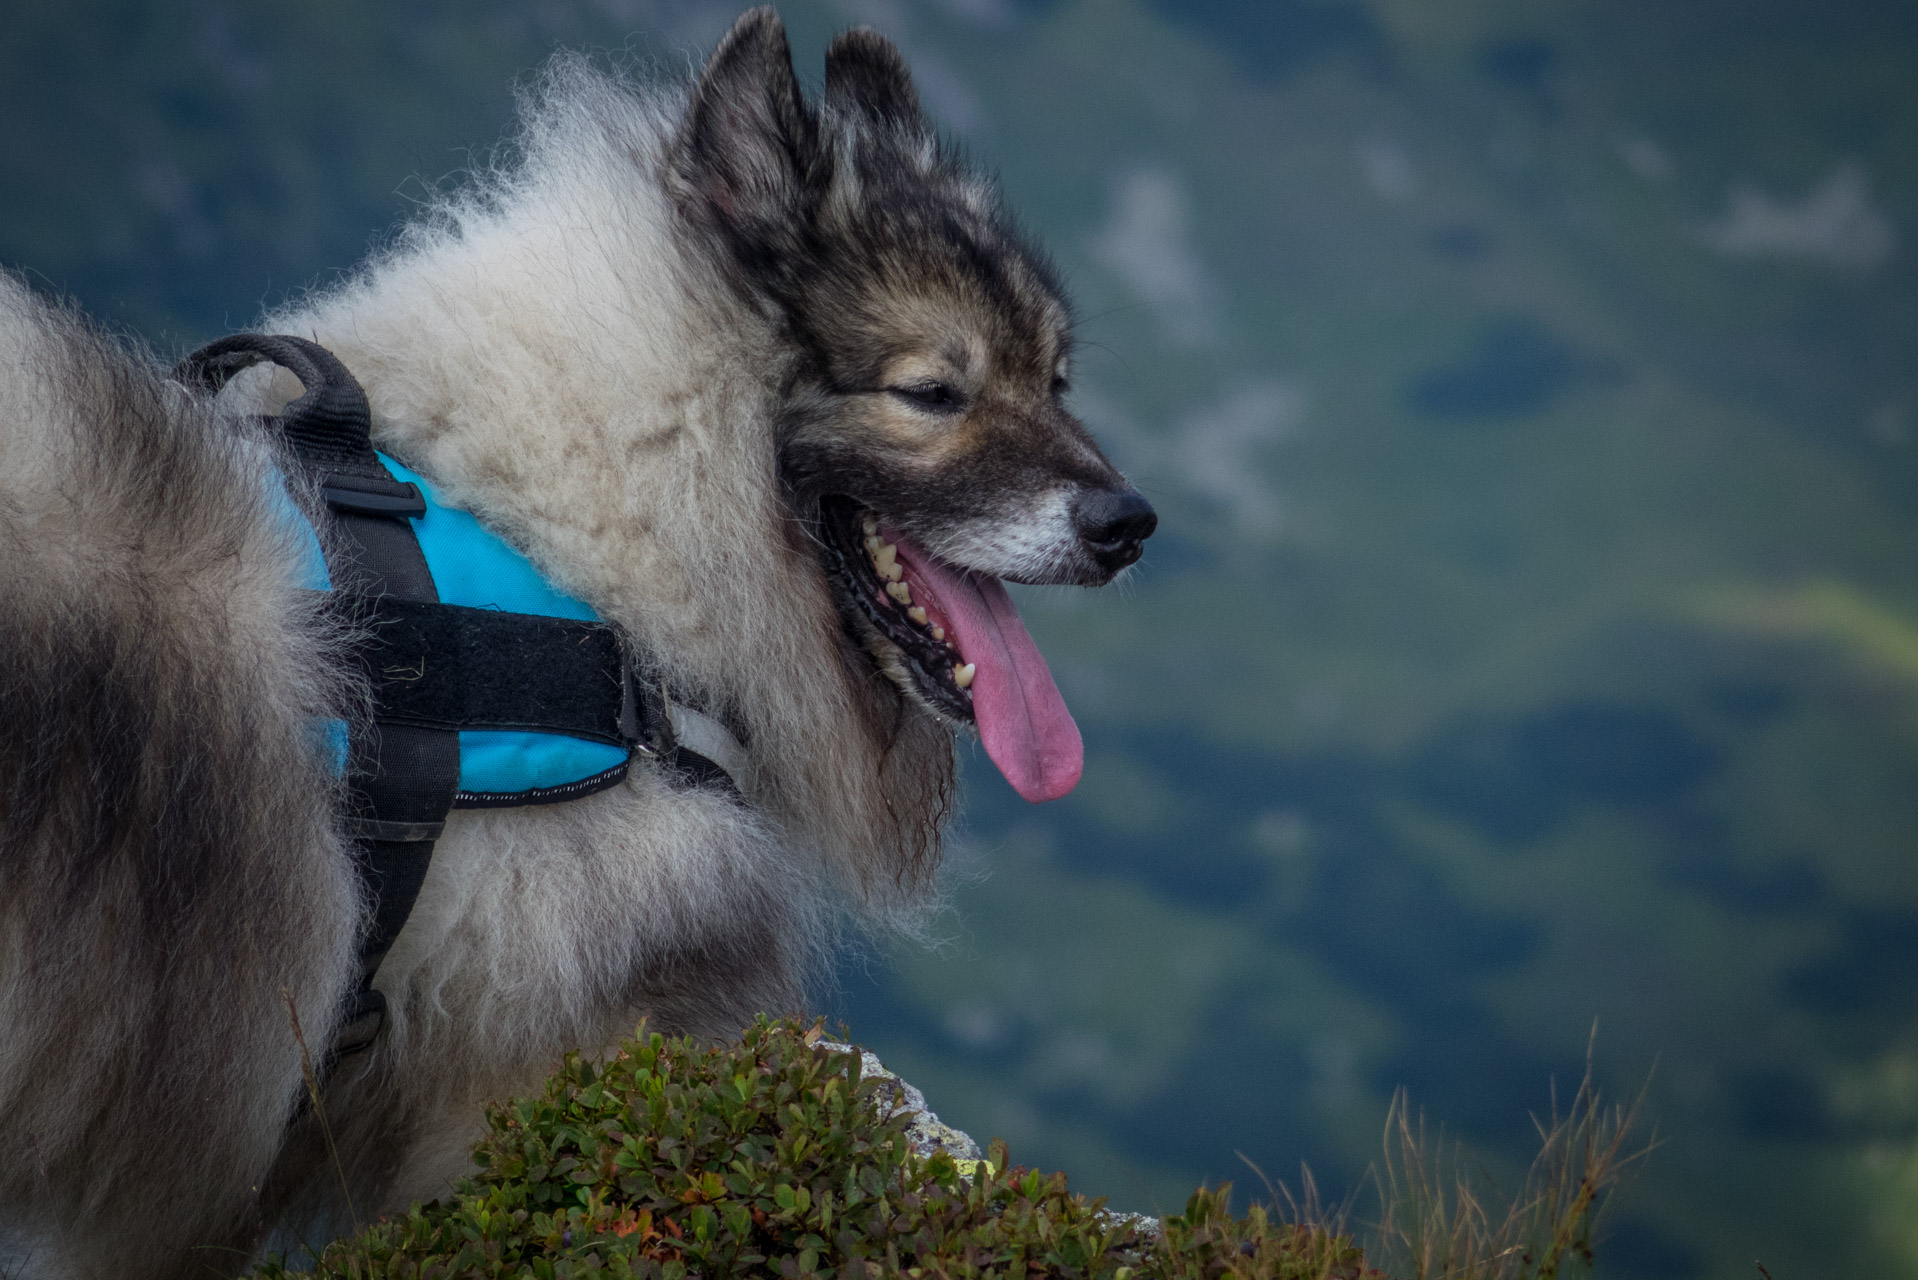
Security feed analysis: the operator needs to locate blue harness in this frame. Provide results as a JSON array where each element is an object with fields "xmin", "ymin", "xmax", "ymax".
[
  {"xmin": 180, "ymin": 333, "xmax": 742, "ymax": 1060},
  {"xmin": 290, "ymin": 454, "xmax": 630, "ymax": 803}
]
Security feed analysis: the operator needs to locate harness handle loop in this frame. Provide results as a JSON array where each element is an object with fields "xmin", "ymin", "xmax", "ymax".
[{"xmin": 176, "ymin": 335, "xmax": 389, "ymax": 484}]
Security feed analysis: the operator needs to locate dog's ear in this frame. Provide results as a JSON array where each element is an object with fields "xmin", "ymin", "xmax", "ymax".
[
  {"xmin": 823, "ymin": 28, "xmax": 926, "ymax": 135},
  {"xmin": 672, "ymin": 7, "xmax": 822, "ymax": 231}
]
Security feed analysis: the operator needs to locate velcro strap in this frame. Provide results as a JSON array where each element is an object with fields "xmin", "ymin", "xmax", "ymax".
[{"xmin": 347, "ymin": 596, "xmax": 633, "ymax": 745}]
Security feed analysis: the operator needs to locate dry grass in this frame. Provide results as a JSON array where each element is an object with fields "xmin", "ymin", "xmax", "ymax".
[
  {"xmin": 1241, "ymin": 1035, "xmax": 1655, "ymax": 1280},
  {"xmin": 1366, "ymin": 1041, "xmax": 1655, "ymax": 1280}
]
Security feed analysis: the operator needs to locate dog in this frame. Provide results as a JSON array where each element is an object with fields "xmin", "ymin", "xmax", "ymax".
[{"xmin": 0, "ymin": 9, "xmax": 1154, "ymax": 1275}]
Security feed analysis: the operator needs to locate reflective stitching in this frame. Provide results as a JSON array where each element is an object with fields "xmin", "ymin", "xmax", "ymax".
[{"xmin": 453, "ymin": 761, "xmax": 630, "ymax": 809}]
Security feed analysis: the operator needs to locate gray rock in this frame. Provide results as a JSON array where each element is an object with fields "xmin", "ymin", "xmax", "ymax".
[
  {"xmin": 817, "ymin": 1040, "xmax": 1161, "ymax": 1240},
  {"xmin": 818, "ymin": 1039, "xmax": 984, "ymax": 1163}
]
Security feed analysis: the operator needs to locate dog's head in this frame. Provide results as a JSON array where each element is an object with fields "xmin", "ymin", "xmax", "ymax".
[{"xmin": 666, "ymin": 8, "xmax": 1155, "ymax": 802}]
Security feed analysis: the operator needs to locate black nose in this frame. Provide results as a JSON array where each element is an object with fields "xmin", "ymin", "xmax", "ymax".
[{"xmin": 1072, "ymin": 488, "xmax": 1158, "ymax": 571}]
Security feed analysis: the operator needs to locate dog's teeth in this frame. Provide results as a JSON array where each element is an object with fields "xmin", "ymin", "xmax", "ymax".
[
  {"xmin": 886, "ymin": 580, "xmax": 912, "ymax": 606},
  {"xmin": 861, "ymin": 514, "xmax": 878, "ymax": 536},
  {"xmin": 908, "ymin": 605, "xmax": 928, "ymax": 625},
  {"xmin": 882, "ymin": 562, "xmax": 904, "ymax": 583},
  {"xmin": 932, "ymin": 625, "xmax": 946, "ymax": 642},
  {"xmin": 873, "ymin": 542, "xmax": 898, "ymax": 575},
  {"xmin": 953, "ymin": 662, "xmax": 975, "ymax": 689},
  {"xmin": 864, "ymin": 533, "xmax": 883, "ymax": 554}
]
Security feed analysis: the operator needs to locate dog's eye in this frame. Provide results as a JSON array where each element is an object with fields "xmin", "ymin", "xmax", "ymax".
[{"xmin": 892, "ymin": 382, "xmax": 966, "ymax": 413}]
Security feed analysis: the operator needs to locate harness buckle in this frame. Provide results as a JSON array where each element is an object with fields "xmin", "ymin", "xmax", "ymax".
[
  {"xmin": 332, "ymin": 986, "xmax": 387, "ymax": 1059},
  {"xmin": 619, "ymin": 656, "xmax": 676, "ymax": 760},
  {"xmin": 321, "ymin": 472, "xmax": 427, "ymax": 519},
  {"xmin": 346, "ymin": 816, "xmax": 446, "ymax": 843}
]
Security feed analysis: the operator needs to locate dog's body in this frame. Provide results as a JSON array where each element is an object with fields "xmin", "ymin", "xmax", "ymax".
[{"xmin": 0, "ymin": 12, "xmax": 1152, "ymax": 1276}]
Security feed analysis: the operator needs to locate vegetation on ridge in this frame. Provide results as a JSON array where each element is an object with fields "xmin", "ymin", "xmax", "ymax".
[{"xmin": 258, "ymin": 1019, "xmax": 1644, "ymax": 1279}]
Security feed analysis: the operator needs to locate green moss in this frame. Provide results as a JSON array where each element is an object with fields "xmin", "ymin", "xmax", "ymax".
[{"xmin": 258, "ymin": 1018, "xmax": 1371, "ymax": 1279}]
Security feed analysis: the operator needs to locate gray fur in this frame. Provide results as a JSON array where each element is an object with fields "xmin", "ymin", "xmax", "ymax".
[
  {"xmin": 0, "ymin": 10, "xmax": 1149, "ymax": 1275},
  {"xmin": 0, "ymin": 275, "xmax": 361, "ymax": 1276}
]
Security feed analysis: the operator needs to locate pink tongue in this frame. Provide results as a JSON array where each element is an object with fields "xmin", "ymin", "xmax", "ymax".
[{"xmin": 889, "ymin": 539, "xmax": 1083, "ymax": 802}]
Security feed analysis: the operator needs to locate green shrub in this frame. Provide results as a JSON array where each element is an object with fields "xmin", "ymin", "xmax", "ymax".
[{"xmin": 259, "ymin": 1017, "xmax": 1372, "ymax": 1279}]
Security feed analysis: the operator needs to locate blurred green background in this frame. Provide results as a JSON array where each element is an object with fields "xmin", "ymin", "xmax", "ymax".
[{"xmin": 8, "ymin": 2, "xmax": 1918, "ymax": 1276}]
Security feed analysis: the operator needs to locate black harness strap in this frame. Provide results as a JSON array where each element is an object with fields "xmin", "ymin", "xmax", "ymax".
[{"xmin": 178, "ymin": 336, "xmax": 456, "ymax": 1057}]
